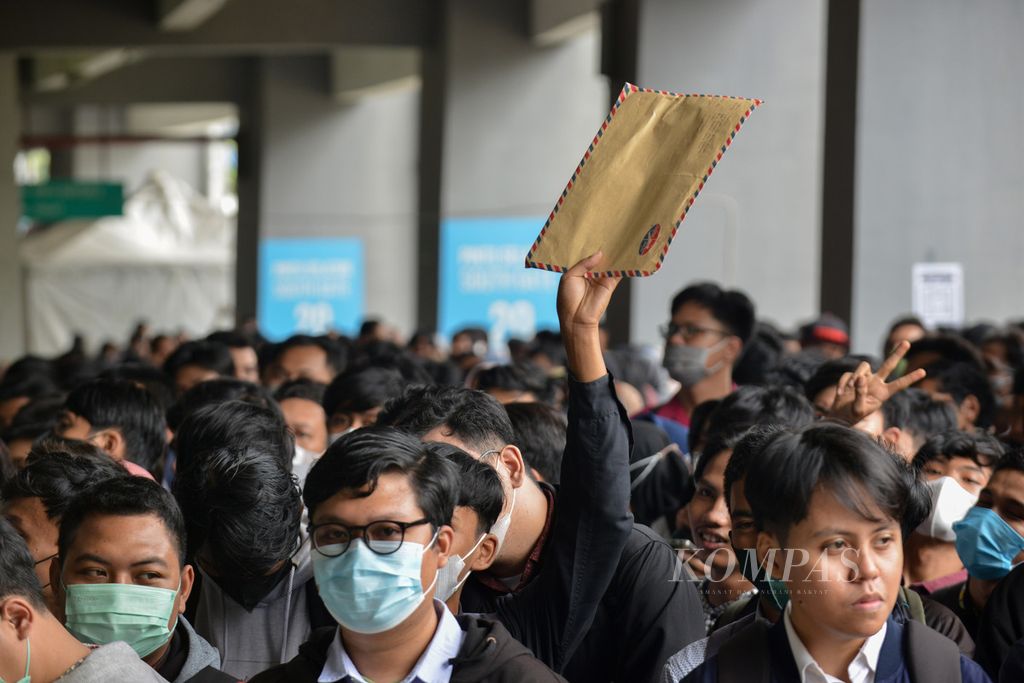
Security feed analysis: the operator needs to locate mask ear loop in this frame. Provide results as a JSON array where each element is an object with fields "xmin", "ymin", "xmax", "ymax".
[
  {"xmin": 419, "ymin": 527, "xmax": 443, "ymax": 596},
  {"xmin": 452, "ymin": 532, "xmax": 489, "ymax": 596}
]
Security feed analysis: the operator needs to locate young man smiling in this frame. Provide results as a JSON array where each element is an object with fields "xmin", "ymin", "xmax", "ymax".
[{"xmin": 683, "ymin": 424, "xmax": 990, "ymax": 683}]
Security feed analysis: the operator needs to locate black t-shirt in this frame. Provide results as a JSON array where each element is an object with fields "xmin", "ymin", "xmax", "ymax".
[
  {"xmin": 931, "ymin": 580, "xmax": 981, "ymax": 639},
  {"xmin": 155, "ymin": 624, "xmax": 189, "ymax": 682}
]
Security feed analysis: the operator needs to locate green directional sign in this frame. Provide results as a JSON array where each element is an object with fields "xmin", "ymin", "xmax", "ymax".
[{"xmin": 21, "ymin": 181, "xmax": 124, "ymax": 222}]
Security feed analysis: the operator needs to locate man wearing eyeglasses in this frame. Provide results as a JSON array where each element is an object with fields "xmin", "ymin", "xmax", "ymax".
[
  {"xmin": 653, "ymin": 283, "xmax": 756, "ymax": 444},
  {"xmin": 250, "ymin": 426, "xmax": 566, "ymax": 683}
]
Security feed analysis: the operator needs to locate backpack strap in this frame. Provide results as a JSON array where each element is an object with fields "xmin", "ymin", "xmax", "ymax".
[
  {"xmin": 905, "ymin": 619, "xmax": 962, "ymax": 683},
  {"xmin": 899, "ymin": 586, "xmax": 928, "ymax": 624},
  {"xmin": 716, "ymin": 619, "xmax": 772, "ymax": 683}
]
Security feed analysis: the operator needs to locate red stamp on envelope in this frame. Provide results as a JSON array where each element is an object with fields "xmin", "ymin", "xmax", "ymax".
[{"xmin": 638, "ymin": 224, "xmax": 661, "ymax": 256}]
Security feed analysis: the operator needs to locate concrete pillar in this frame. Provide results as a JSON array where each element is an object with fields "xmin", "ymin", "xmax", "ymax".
[
  {"xmin": 422, "ymin": 0, "xmax": 608, "ymax": 344},
  {"xmin": 0, "ymin": 55, "xmax": 26, "ymax": 362},
  {"xmin": 255, "ymin": 55, "xmax": 420, "ymax": 335},
  {"xmin": 630, "ymin": 0, "xmax": 828, "ymax": 347},
  {"xmin": 852, "ymin": 0, "xmax": 1024, "ymax": 351}
]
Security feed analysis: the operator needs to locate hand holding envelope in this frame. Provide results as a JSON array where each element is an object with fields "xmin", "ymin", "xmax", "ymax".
[{"xmin": 525, "ymin": 83, "xmax": 761, "ymax": 278}]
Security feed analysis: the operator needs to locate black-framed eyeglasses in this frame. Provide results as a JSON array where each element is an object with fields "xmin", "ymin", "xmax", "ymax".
[
  {"xmin": 659, "ymin": 322, "xmax": 731, "ymax": 343},
  {"xmin": 310, "ymin": 518, "xmax": 432, "ymax": 557}
]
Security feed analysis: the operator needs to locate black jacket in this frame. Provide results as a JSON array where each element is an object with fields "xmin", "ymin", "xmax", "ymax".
[
  {"xmin": 248, "ymin": 616, "xmax": 566, "ymax": 682},
  {"xmin": 974, "ymin": 563, "xmax": 1024, "ymax": 680},
  {"xmin": 462, "ymin": 375, "xmax": 705, "ymax": 682}
]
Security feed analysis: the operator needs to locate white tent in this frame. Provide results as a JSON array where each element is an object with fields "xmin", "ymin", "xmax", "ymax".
[{"xmin": 19, "ymin": 171, "xmax": 236, "ymax": 355}]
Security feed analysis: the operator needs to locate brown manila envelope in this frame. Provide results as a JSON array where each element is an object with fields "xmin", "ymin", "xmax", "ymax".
[{"xmin": 525, "ymin": 83, "xmax": 761, "ymax": 277}]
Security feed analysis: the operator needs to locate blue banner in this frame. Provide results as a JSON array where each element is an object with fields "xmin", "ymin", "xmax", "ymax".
[
  {"xmin": 258, "ymin": 238, "xmax": 364, "ymax": 340},
  {"xmin": 439, "ymin": 217, "xmax": 561, "ymax": 353}
]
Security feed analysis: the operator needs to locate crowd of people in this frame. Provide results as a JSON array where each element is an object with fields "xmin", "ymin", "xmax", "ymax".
[{"xmin": 1, "ymin": 252, "xmax": 1024, "ymax": 682}]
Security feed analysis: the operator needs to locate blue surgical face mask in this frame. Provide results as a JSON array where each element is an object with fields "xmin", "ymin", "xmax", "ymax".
[
  {"xmin": 953, "ymin": 506, "xmax": 1024, "ymax": 580},
  {"xmin": 0, "ymin": 638, "xmax": 30, "ymax": 683},
  {"xmin": 313, "ymin": 533, "xmax": 438, "ymax": 635}
]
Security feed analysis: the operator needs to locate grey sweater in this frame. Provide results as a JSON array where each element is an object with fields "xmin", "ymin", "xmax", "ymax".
[
  {"xmin": 173, "ymin": 617, "xmax": 223, "ymax": 683},
  {"xmin": 192, "ymin": 543, "xmax": 314, "ymax": 680},
  {"xmin": 62, "ymin": 641, "xmax": 169, "ymax": 682}
]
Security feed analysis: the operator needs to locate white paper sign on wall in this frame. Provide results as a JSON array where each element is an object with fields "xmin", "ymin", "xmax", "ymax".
[{"xmin": 912, "ymin": 263, "xmax": 964, "ymax": 329}]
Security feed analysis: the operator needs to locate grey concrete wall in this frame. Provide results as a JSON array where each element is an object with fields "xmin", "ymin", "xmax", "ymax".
[
  {"xmin": 441, "ymin": 0, "xmax": 608, "ymax": 217},
  {"xmin": 852, "ymin": 0, "xmax": 1024, "ymax": 353},
  {"xmin": 259, "ymin": 55, "xmax": 419, "ymax": 335},
  {"xmin": 631, "ymin": 0, "xmax": 827, "ymax": 347},
  {"xmin": 0, "ymin": 56, "xmax": 26, "ymax": 362}
]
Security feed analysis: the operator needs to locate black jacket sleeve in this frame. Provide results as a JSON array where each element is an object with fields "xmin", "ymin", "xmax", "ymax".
[
  {"xmin": 562, "ymin": 525, "xmax": 706, "ymax": 683},
  {"xmin": 494, "ymin": 374, "xmax": 633, "ymax": 673},
  {"xmin": 975, "ymin": 563, "xmax": 1024, "ymax": 679}
]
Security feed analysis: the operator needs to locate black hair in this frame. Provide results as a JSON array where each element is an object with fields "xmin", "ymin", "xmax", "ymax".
[
  {"xmin": 2, "ymin": 443, "xmax": 127, "ymax": 519},
  {"xmin": 474, "ymin": 363, "xmax": 551, "ymax": 404},
  {"xmin": 166, "ymin": 378, "xmax": 279, "ymax": 433},
  {"xmin": 304, "ymin": 427, "xmax": 458, "ymax": 529},
  {"xmin": 0, "ymin": 374, "xmax": 59, "ymax": 408},
  {"xmin": 428, "ymin": 442, "xmax": 504, "ymax": 533},
  {"xmin": 885, "ymin": 315, "xmax": 925, "ymax": 341},
  {"xmin": 732, "ymin": 323, "xmax": 785, "ymax": 386},
  {"xmin": 0, "ymin": 442, "xmax": 14, "ymax": 489},
  {"xmin": 762, "ymin": 351, "xmax": 828, "ymax": 392},
  {"xmin": 504, "ymin": 402, "xmax": 566, "ymax": 485},
  {"xmin": 992, "ymin": 448, "xmax": 1024, "ymax": 478},
  {"xmin": 693, "ymin": 429, "xmax": 746, "ymax": 484},
  {"xmin": 272, "ymin": 335, "xmax": 347, "ymax": 377},
  {"xmin": 688, "ymin": 399, "xmax": 721, "ymax": 454},
  {"xmin": 99, "ymin": 363, "xmax": 176, "ymax": 412},
  {"xmin": 1015, "ymin": 366, "xmax": 1024, "ymax": 396},
  {"xmin": 206, "ymin": 330, "xmax": 258, "ymax": 350},
  {"xmin": 322, "ymin": 366, "xmax": 405, "ymax": 418},
  {"xmin": 745, "ymin": 424, "xmax": 922, "ymax": 542},
  {"xmin": 173, "ymin": 400, "xmax": 293, "ymax": 474},
  {"xmin": 704, "ymin": 385, "xmax": 816, "ymax": 442},
  {"xmin": 0, "ymin": 518, "xmax": 45, "ymax": 607},
  {"xmin": 920, "ymin": 360, "xmax": 998, "ymax": 428},
  {"xmin": 162, "ymin": 340, "xmax": 236, "ymax": 383},
  {"xmin": 64, "ymin": 378, "xmax": 168, "ymax": 479},
  {"xmin": 723, "ymin": 426, "xmax": 785, "ymax": 511},
  {"xmin": 173, "ymin": 444, "xmax": 301, "ymax": 575},
  {"xmin": 58, "ymin": 475, "xmax": 187, "ymax": 567},
  {"xmin": 274, "ymin": 379, "xmax": 327, "ymax": 405},
  {"xmin": 880, "ymin": 388, "xmax": 958, "ymax": 440},
  {"xmin": 1, "ymin": 394, "xmax": 65, "ymax": 445},
  {"xmin": 803, "ymin": 356, "xmax": 879, "ymax": 405},
  {"xmin": 906, "ymin": 335, "xmax": 985, "ymax": 370},
  {"xmin": 670, "ymin": 282, "xmax": 756, "ymax": 345},
  {"xmin": 527, "ymin": 331, "xmax": 567, "ymax": 371},
  {"xmin": 377, "ymin": 385, "xmax": 515, "ymax": 454},
  {"xmin": 913, "ymin": 430, "xmax": 1005, "ymax": 471}
]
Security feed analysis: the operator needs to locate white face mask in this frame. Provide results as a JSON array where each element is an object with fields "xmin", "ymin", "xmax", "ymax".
[
  {"xmin": 916, "ymin": 476, "xmax": 979, "ymax": 541},
  {"xmin": 436, "ymin": 532, "xmax": 488, "ymax": 602},
  {"xmin": 489, "ymin": 488, "xmax": 516, "ymax": 555}
]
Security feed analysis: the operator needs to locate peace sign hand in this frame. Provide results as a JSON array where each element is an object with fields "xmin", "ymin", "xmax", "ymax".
[{"xmin": 829, "ymin": 340, "xmax": 927, "ymax": 426}]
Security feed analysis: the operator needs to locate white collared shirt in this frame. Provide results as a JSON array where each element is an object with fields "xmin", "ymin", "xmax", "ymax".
[
  {"xmin": 782, "ymin": 602, "xmax": 886, "ymax": 683},
  {"xmin": 318, "ymin": 600, "xmax": 465, "ymax": 683}
]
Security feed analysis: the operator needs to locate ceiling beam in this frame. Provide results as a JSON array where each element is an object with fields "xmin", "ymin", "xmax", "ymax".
[
  {"xmin": 0, "ymin": 0, "xmax": 430, "ymax": 52},
  {"xmin": 158, "ymin": 0, "xmax": 231, "ymax": 32}
]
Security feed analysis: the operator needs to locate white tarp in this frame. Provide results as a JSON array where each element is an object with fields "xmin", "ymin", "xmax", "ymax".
[{"xmin": 20, "ymin": 171, "xmax": 236, "ymax": 355}]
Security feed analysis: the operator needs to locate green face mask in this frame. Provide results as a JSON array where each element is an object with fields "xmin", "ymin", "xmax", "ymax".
[
  {"xmin": 1, "ymin": 638, "xmax": 30, "ymax": 683},
  {"xmin": 736, "ymin": 547, "xmax": 790, "ymax": 613},
  {"xmin": 64, "ymin": 582, "xmax": 179, "ymax": 658}
]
